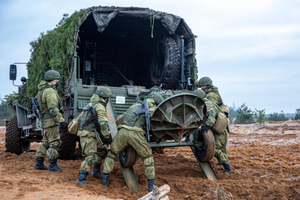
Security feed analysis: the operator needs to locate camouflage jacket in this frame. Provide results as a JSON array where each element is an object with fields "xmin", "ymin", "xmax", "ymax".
[
  {"xmin": 205, "ymin": 86, "xmax": 227, "ymax": 112},
  {"xmin": 77, "ymin": 94, "xmax": 110, "ymax": 138},
  {"xmin": 120, "ymin": 98, "xmax": 156, "ymax": 132},
  {"xmin": 203, "ymin": 98, "xmax": 222, "ymax": 127},
  {"xmin": 37, "ymin": 80, "xmax": 64, "ymax": 128}
]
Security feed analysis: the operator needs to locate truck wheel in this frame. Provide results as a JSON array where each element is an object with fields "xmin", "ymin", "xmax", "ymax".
[
  {"xmin": 150, "ymin": 37, "xmax": 181, "ymax": 89},
  {"xmin": 5, "ymin": 116, "xmax": 23, "ymax": 155},
  {"xmin": 58, "ymin": 128, "xmax": 77, "ymax": 160},
  {"xmin": 118, "ymin": 146, "xmax": 137, "ymax": 168},
  {"xmin": 195, "ymin": 129, "xmax": 215, "ymax": 162}
]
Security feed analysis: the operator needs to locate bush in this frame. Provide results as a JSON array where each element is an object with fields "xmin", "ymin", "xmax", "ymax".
[
  {"xmin": 0, "ymin": 93, "xmax": 15, "ymax": 125},
  {"xmin": 295, "ymin": 109, "xmax": 300, "ymax": 120},
  {"xmin": 235, "ymin": 103, "xmax": 254, "ymax": 124},
  {"xmin": 254, "ymin": 109, "xmax": 267, "ymax": 124},
  {"xmin": 267, "ymin": 110, "xmax": 288, "ymax": 121}
]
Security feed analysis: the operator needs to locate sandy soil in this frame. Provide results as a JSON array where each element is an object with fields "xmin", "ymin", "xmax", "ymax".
[{"xmin": 0, "ymin": 121, "xmax": 300, "ymax": 200}]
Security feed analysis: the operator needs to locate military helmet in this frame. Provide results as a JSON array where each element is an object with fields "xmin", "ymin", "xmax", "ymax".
[
  {"xmin": 95, "ymin": 86, "xmax": 112, "ymax": 98},
  {"xmin": 197, "ymin": 77, "xmax": 213, "ymax": 87},
  {"xmin": 148, "ymin": 92, "xmax": 164, "ymax": 105},
  {"xmin": 192, "ymin": 89, "xmax": 206, "ymax": 99},
  {"xmin": 44, "ymin": 70, "xmax": 61, "ymax": 81}
]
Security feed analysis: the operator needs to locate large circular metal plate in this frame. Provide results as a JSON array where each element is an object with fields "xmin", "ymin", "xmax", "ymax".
[{"xmin": 150, "ymin": 93, "xmax": 206, "ymax": 143}]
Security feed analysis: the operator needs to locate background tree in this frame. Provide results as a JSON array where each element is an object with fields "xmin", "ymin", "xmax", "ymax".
[
  {"xmin": 235, "ymin": 103, "xmax": 254, "ymax": 124},
  {"xmin": 254, "ymin": 108, "xmax": 267, "ymax": 124},
  {"xmin": 295, "ymin": 108, "xmax": 300, "ymax": 120},
  {"xmin": 0, "ymin": 93, "xmax": 16, "ymax": 126},
  {"xmin": 267, "ymin": 110, "xmax": 288, "ymax": 121}
]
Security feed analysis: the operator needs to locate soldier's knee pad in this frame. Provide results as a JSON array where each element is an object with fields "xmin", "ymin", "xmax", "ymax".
[
  {"xmin": 85, "ymin": 153, "xmax": 98, "ymax": 166},
  {"xmin": 144, "ymin": 155, "xmax": 154, "ymax": 166}
]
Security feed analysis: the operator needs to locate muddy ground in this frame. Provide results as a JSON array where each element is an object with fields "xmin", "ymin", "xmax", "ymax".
[{"xmin": 0, "ymin": 121, "xmax": 300, "ymax": 200}]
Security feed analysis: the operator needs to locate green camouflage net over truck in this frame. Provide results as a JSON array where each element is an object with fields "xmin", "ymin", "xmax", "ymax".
[{"xmin": 26, "ymin": 9, "xmax": 88, "ymax": 97}]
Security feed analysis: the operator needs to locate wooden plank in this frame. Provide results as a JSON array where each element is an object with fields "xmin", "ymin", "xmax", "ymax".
[
  {"xmin": 106, "ymin": 99, "xmax": 141, "ymax": 192},
  {"xmin": 190, "ymin": 146, "xmax": 219, "ymax": 180}
]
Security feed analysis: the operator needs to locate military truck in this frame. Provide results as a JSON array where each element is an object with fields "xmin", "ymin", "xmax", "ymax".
[{"xmin": 6, "ymin": 6, "xmax": 215, "ymax": 176}]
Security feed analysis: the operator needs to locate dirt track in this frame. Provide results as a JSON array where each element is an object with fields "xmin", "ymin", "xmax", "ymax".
[{"xmin": 0, "ymin": 121, "xmax": 300, "ymax": 200}]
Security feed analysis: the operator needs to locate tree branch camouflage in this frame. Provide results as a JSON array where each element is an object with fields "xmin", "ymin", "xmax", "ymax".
[{"xmin": 27, "ymin": 10, "xmax": 87, "ymax": 97}]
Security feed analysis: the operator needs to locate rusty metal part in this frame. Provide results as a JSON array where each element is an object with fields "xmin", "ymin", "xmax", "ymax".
[{"xmin": 151, "ymin": 93, "xmax": 206, "ymax": 143}]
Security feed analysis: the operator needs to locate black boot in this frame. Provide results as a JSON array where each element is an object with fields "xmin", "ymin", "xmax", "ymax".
[
  {"xmin": 102, "ymin": 173, "xmax": 110, "ymax": 186},
  {"xmin": 34, "ymin": 156, "xmax": 48, "ymax": 170},
  {"xmin": 76, "ymin": 171, "xmax": 88, "ymax": 185},
  {"xmin": 48, "ymin": 158, "xmax": 64, "ymax": 172},
  {"xmin": 222, "ymin": 161, "xmax": 233, "ymax": 174},
  {"xmin": 147, "ymin": 178, "xmax": 155, "ymax": 192},
  {"xmin": 91, "ymin": 164, "xmax": 103, "ymax": 178}
]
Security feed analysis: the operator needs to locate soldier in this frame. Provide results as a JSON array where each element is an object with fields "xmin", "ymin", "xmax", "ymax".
[
  {"xmin": 34, "ymin": 70, "xmax": 65, "ymax": 172},
  {"xmin": 102, "ymin": 92, "xmax": 164, "ymax": 192},
  {"xmin": 196, "ymin": 77, "xmax": 228, "ymax": 112},
  {"xmin": 75, "ymin": 86, "xmax": 112, "ymax": 185},
  {"xmin": 192, "ymin": 89, "xmax": 232, "ymax": 174}
]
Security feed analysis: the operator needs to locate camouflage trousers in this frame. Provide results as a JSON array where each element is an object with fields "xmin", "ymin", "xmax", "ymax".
[
  {"xmin": 36, "ymin": 125, "xmax": 61, "ymax": 159},
  {"xmin": 79, "ymin": 135, "xmax": 108, "ymax": 172},
  {"xmin": 103, "ymin": 128, "xmax": 155, "ymax": 179},
  {"xmin": 213, "ymin": 129, "xmax": 229, "ymax": 164}
]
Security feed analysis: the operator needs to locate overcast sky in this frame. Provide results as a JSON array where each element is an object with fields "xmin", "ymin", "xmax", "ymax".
[{"xmin": 0, "ymin": 0, "xmax": 299, "ymax": 113}]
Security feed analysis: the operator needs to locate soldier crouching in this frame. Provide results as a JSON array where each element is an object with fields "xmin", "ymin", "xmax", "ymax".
[
  {"xmin": 102, "ymin": 92, "xmax": 164, "ymax": 192},
  {"xmin": 75, "ymin": 86, "xmax": 112, "ymax": 185}
]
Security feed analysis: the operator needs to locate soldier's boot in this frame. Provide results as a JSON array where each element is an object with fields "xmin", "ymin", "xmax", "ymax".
[
  {"xmin": 221, "ymin": 161, "xmax": 233, "ymax": 174},
  {"xmin": 147, "ymin": 178, "xmax": 155, "ymax": 192},
  {"xmin": 91, "ymin": 164, "xmax": 103, "ymax": 178},
  {"xmin": 76, "ymin": 171, "xmax": 88, "ymax": 186},
  {"xmin": 34, "ymin": 156, "xmax": 48, "ymax": 170},
  {"xmin": 102, "ymin": 173, "xmax": 110, "ymax": 186},
  {"xmin": 48, "ymin": 158, "xmax": 65, "ymax": 172}
]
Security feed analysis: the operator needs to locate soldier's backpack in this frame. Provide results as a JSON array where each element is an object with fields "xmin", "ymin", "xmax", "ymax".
[
  {"xmin": 68, "ymin": 103, "xmax": 91, "ymax": 135},
  {"xmin": 212, "ymin": 112, "xmax": 229, "ymax": 134}
]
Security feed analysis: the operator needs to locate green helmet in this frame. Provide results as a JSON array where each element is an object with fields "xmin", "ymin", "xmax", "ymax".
[
  {"xmin": 95, "ymin": 86, "xmax": 112, "ymax": 98},
  {"xmin": 192, "ymin": 89, "xmax": 206, "ymax": 99},
  {"xmin": 197, "ymin": 77, "xmax": 213, "ymax": 87},
  {"xmin": 44, "ymin": 70, "xmax": 61, "ymax": 81},
  {"xmin": 148, "ymin": 92, "xmax": 164, "ymax": 105}
]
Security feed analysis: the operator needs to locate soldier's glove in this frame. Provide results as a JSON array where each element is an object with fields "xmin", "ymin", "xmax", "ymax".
[
  {"xmin": 201, "ymin": 125, "xmax": 211, "ymax": 133},
  {"xmin": 102, "ymin": 136, "xmax": 112, "ymax": 145}
]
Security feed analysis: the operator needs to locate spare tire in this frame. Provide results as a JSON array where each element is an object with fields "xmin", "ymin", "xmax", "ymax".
[
  {"xmin": 58, "ymin": 128, "xmax": 77, "ymax": 160},
  {"xmin": 195, "ymin": 129, "xmax": 215, "ymax": 162},
  {"xmin": 150, "ymin": 37, "xmax": 181, "ymax": 89},
  {"xmin": 5, "ymin": 116, "xmax": 23, "ymax": 155},
  {"xmin": 118, "ymin": 146, "xmax": 137, "ymax": 168}
]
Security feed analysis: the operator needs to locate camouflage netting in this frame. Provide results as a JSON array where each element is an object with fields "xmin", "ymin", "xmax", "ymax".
[{"xmin": 26, "ymin": 9, "xmax": 88, "ymax": 97}]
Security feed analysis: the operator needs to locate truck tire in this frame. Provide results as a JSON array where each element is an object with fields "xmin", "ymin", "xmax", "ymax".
[
  {"xmin": 150, "ymin": 37, "xmax": 181, "ymax": 89},
  {"xmin": 195, "ymin": 129, "xmax": 215, "ymax": 162},
  {"xmin": 5, "ymin": 116, "xmax": 23, "ymax": 155},
  {"xmin": 118, "ymin": 146, "xmax": 137, "ymax": 168},
  {"xmin": 58, "ymin": 128, "xmax": 77, "ymax": 160}
]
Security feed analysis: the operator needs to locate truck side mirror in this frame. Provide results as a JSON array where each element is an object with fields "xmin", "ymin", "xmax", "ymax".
[{"xmin": 10, "ymin": 64, "xmax": 17, "ymax": 81}]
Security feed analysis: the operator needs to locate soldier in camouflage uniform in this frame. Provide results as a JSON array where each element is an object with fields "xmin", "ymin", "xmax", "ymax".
[
  {"xmin": 75, "ymin": 86, "xmax": 112, "ymax": 186},
  {"xmin": 34, "ymin": 70, "xmax": 65, "ymax": 172},
  {"xmin": 102, "ymin": 92, "xmax": 164, "ymax": 192},
  {"xmin": 196, "ymin": 77, "xmax": 228, "ymax": 112},
  {"xmin": 192, "ymin": 89, "xmax": 232, "ymax": 174}
]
